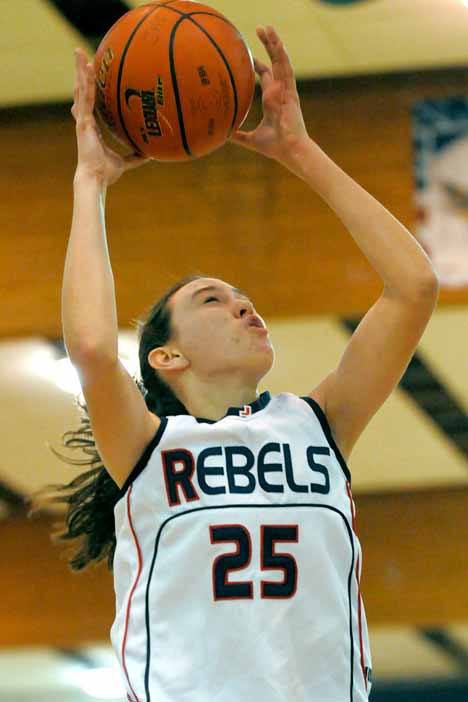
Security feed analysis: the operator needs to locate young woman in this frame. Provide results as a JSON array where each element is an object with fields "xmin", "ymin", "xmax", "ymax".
[{"xmin": 34, "ymin": 25, "xmax": 439, "ymax": 702}]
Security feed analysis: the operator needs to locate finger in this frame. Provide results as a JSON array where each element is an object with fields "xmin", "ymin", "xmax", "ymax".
[
  {"xmin": 76, "ymin": 50, "xmax": 86, "ymax": 117},
  {"xmin": 256, "ymin": 26, "xmax": 280, "ymax": 75},
  {"xmin": 75, "ymin": 47, "xmax": 89, "ymax": 70},
  {"xmin": 253, "ymin": 57, "xmax": 273, "ymax": 91},
  {"xmin": 72, "ymin": 50, "xmax": 83, "ymax": 120},
  {"xmin": 73, "ymin": 50, "xmax": 80, "ymax": 106},
  {"xmin": 76, "ymin": 49, "xmax": 90, "ymax": 118},
  {"xmin": 257, "ymin": 25, "xmax": 297, "ymax": 94},
  {"xmin": 264, "ymin": 26, "xmax": 293, "ymax": 88},
  {"xmin": 85, "ymin": 62, "xmax": 96, "ymax": 115}
]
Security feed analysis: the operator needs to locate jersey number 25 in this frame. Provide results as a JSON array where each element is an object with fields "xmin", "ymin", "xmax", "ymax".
[{"xmin": 209, "ymin": 524, "xmax": 299, "ymax": 601}]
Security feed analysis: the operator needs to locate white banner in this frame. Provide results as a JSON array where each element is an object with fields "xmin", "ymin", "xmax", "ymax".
[{"xmin": 412, "ymin": 97, "xmax": 468, "ymax": 288}]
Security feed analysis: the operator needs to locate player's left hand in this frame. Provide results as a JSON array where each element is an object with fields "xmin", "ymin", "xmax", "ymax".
[{"xmin": 229, "ymin": 25, "xmax": 309, "ymax": 164}]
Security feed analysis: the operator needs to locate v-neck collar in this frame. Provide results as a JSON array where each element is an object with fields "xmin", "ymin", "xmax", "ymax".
[{"xmin": 194, "ymin": 391, "xmax": 272, "ymax": 424}]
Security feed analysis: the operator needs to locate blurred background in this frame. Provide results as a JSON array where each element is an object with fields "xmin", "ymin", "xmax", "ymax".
[{"xmin": 1, "ymin": 0, "xmax": 468, "ymax": 700}]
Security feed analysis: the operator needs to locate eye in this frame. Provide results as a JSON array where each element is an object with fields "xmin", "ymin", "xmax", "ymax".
[{"xmin": 204, "ymin": 296, "xmax": 219, "ymax": 303}]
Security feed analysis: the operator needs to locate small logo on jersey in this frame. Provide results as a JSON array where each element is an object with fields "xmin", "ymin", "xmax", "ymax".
[{"xmin": 239, "ymin": 405, "xmax": 252, "ymax": 418}]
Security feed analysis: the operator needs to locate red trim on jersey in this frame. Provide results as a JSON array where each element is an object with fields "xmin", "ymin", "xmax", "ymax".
[
  {"xmin": 121, "ymin": 485, "xmax": 142, "ymax": 702},
  {"xmin": 355, "ymin": 554, "xmax": 367, "ymax": 692},
  {"xmin": 346, "ymin": 481, "xmax": 367, "ymax": 692},
  {"xmin": 346, "ymin": 480, "xmax": 357, "ymax": 532}
]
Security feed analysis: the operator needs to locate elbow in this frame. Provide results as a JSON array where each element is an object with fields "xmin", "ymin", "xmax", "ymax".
[
  {"xmin": 384, "ymin": 270, "xmax": 439, "ymax": 302},
  {"xmin": 410, "ymin": 274, "xmax": 440, "ymax": 303},
  {"xmin": 419, "ymin": 270, "xmax": 440, "ymax": 297},
  {"xmin": 411, "ymin": 272, "xmax": 440, "ymax": 306},
  {"xmin": 66, "ymin": 340, "xmax": 118, "ymax": 368}
]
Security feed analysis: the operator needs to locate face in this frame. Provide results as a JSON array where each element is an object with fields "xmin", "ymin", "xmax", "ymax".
[{"xmin": 152, "ymin": 278, "xmax": 275, "ymax": 382}]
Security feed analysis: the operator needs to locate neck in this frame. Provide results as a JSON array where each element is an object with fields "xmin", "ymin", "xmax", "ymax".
[{"xmin": 175, "ymin": 374, "xmax": 260, "ymax": 421}]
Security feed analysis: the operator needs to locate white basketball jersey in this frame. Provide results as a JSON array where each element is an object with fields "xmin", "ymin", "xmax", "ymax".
[{"xmin": 111, "ymin": 391, "xmax": 373, "ymax": 702}]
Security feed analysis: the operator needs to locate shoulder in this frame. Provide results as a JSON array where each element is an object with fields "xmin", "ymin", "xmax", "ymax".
[{"xmin": 271, "ymin": 389, "xmax": 327, "ymax": 414}]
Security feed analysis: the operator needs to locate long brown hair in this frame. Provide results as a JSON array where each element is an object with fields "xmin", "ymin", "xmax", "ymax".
[{"xmin": 28, "ymin": 274, "xmax": 205, "ymax": 572}]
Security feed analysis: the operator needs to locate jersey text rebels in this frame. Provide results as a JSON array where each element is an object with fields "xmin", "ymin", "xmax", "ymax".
[{"xmin": 163, "ymin": 442, "xmax": 331, "ymax": 506}]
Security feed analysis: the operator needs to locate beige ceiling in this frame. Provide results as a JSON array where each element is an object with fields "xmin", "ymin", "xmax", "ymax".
[{"xmin": 4, "ymin": 0, "xmax": 468, "ymax": 108}]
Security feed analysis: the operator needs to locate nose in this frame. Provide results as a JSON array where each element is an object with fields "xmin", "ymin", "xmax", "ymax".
[{"xmin": 235, "ymin": 298, "xmax": 253, "ymax": 318}]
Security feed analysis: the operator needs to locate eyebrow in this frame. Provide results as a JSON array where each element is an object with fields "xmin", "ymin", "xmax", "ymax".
[{"xmin": 190, "ymin": 285, "xmax": 251, "ymax": 303}]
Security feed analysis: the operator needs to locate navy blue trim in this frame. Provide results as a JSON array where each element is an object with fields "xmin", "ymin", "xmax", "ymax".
[
  {"xmin": 143, "ymin": 503, "xmax": 356, "ymax": 702},
  {"xmin": 117, "ymin": 416, "xmax": 168, "ymax": 498},
  {"xmin": 195, "ymin": 391, "xmax": 272, "ymax": 424},
  {"xmin": 300, "ymin": 396, "xmax": 352, "ymax": 485}
]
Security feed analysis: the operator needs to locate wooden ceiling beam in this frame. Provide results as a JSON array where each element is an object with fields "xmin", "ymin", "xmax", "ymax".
[{"xmin": 2, "ymin": 69, "xmax": 468, "ymax": 341}]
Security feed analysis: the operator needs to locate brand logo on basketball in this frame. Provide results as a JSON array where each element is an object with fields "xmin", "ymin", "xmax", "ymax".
[
  {"xmin": 95, "ymin": 48, "xmax": 116, "ymax": 130},
  {"xmin": 124, "ymin": 78, "xmax": 165, "ymax": 141},
  {"xmin": 239, "ymin": 406, "xmax": 252, "ymax": 418},
  {"xmin": 97, "ymin": 47, "xmax": 114, "ymax": 89}
]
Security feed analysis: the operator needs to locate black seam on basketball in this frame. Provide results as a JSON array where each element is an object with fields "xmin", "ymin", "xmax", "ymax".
[
  {"xmin": 168, "ymin": 17, "xmax": 192, "ymax": 157},
  {"xmin": 166, "ymin": 10, "xmax": 242, "ymax": 136},
  {"xmin": 162, "ymin": 5, "xmax": 239, "ymax": 32},
  {"xmin": 188, "ymin": 14, "xmax": 240, "ymax": 133},
  {"xmin": 157, "ymin": 0, "xmax": 185, "ymax": 6},
  {"xmin": 116, "ymin": 4, "xmax": 166, "ymax": 153}
]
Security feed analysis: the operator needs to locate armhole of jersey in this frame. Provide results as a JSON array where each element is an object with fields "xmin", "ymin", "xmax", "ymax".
[
  {"xmin": 299, "ymin": 396, "xmax": 352, "ymax": 485},
  {"xmin": 117, "ymin": 416, "xmax": 169, "ymax": 498}
]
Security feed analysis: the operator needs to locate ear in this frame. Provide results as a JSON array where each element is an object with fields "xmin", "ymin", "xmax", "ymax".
[{"xmin": 147, "ymin": 346, "xmax": 189, "ymax": 373}]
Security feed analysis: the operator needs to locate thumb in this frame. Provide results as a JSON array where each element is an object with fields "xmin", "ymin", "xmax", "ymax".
[
  {"xmin": 123, "ymin": 151, "xmax": 152, "ymax": 170},
  {"xmin": 229, "ymin": 130, "xmax": 257, "ymax": 152}
]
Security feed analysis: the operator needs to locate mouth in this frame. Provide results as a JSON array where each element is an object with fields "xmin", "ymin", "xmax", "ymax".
[
  {"xmin": 247, "ymin": 314, "xmax": 264, "ymax": 327},
  {"xmin": 246, "ymin": 315, "xmax": 268, "ymax": 333}
]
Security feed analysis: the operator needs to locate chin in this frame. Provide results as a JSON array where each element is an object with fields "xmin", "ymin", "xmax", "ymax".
[{"xmin": 252, "ymin": 345, "xmax": 275, "ymax": 377}]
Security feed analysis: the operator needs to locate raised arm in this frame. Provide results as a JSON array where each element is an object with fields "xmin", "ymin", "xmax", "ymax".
[
  {"xmin": 63, "ymin": 49, "xmax": 148, "ymax": 361},
  {"xmin": 63, "ymin": 49, "xmax": 158, "ymax": 489},
  {"xmin": 230, "ymin": 25, "xmax": 439, "ymax": 461}
]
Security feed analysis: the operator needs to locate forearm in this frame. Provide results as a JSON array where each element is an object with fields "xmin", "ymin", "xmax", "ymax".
[
  {"xmin": 62, "ymin": 172, "xmax": 119, "ymax": 361},
  {"xmin": 282, "ymin": 138, "xmax": 438, "ymax": 297}
]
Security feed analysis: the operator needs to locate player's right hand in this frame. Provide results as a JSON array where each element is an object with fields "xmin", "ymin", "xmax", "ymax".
[{"xmin": 71, "ymin": 48, "xmax": 150, "ymax": 187}]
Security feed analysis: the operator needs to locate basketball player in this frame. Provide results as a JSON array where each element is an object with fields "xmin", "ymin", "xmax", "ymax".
[{"xmin": 38, "ymin": 24, "xmax": 438, "ymax": 702}]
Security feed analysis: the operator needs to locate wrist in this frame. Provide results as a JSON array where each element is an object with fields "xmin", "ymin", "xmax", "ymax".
[
  {"xmin": 278, "ymin": 135, "xmax": 317, "ymax": 170},
  {"xmin": 279, "ymin": 137, "xmax": 328, "ymax": 188},
  {"xmin": 73, "ymin": 168, "xmax": 107, "ymax": 192}
]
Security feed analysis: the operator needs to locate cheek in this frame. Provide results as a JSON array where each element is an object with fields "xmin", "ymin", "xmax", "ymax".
[
  {"xmin": 198, "ymin": 318, "xmax": 241, "ymax": 352},
  {"xmin": 185, "ymin": 317, "xmax": 228, "ymax": 349}
]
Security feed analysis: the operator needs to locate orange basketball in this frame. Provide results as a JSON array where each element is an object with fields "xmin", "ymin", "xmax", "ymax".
[{"xmin": 93, "ymin": 0, "xmax": 256, "ymax": 162}]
